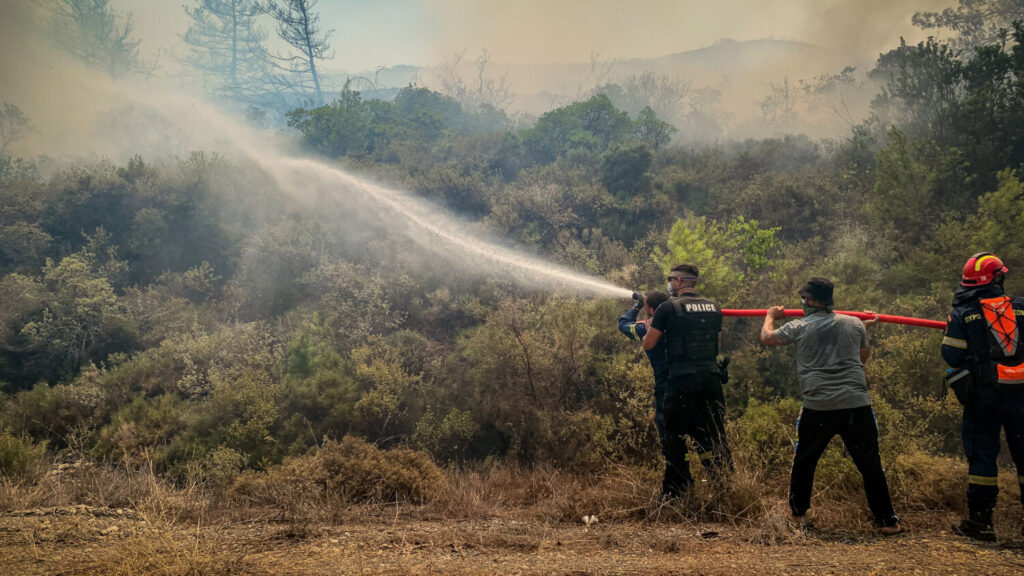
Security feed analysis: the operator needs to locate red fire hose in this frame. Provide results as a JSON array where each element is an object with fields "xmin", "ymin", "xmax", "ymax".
[{"xmin": 721, "ymin": 309, "xmax": 946, "ymax": 330}]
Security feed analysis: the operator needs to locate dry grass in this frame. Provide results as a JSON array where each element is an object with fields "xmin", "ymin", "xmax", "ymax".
[
  {"xmin": 81, "ymin": 516, "xmax": 250, "ymax": 576},
  {"xmin": 1, "ymin": 459, "xmax": 214, "ymax": 523},
  {"xmin": 4, "ymin": 447, "xmax": 1024, "ymax": 576},
  {"xmin": 3, "ymin": 445, "xmax": 1021, "ymax": 552},
  {"xmin": 1, "ymin": 447, "xmax": 987, "ymax": 531}
]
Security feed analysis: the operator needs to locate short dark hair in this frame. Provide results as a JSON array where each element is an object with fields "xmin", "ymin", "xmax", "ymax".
[
  {"xmin": 798, "ymin": 277, "xmax": 835, "ymax": 306},
  {"xmin": 644, "ymin": 290, "xmax": 669, "ymax": 311},
  {"xmin": 671, "ymin": 263, "xmax": 699, "ymax": 279}
]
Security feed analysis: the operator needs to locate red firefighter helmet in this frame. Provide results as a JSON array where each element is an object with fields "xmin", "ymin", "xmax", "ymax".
[{"xmin": 961, "ymin": 252, "xmax": 1009, "ymax": 286}]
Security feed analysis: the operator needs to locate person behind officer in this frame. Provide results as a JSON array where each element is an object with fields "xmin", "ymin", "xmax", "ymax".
[
  {"xmin": 941, "ymin": 252, "xmax": 1024, "ymax": 542},
  {"xmin": 618, "ymin": 290, "xmax": 671, "ymax": 444},
  {"xmin": 642, "ymin": 264, "xmax": 732, "ymax": 497},
  {"xmin": 761, "ymin": 277, "xmax": 903, "ymax": 535}
]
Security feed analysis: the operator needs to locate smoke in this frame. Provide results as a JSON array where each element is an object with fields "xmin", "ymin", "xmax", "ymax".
[
  {"xmin": 413, "ymin": 0, "xmax": 957, "ymax": 139},
  {"xmin": 422, "ymin": 0, "xmax": 951, "ymax": 68},
  {"xmin": 4, "ymin": 1, "xmax": 961, "ymax": 152},
  {"xmin": 0, "ymin": 0, "xmax": 631, "ymax": 301},
  {"xmin": 799, "ymin": 0, "xmax": 954, "ymax": 61}
]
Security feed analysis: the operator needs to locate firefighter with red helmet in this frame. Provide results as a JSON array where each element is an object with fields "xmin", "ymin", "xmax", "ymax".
[{"xmin": 942, "ymin": 252, "xmax": 1024, "ymax": 541}]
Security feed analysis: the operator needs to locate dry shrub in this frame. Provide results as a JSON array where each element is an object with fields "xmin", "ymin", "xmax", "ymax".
[
  {"xmin": 438, "ymin": 462, "xmax": 580, "ymax": 518},
  {"xmin": 437, "ymin": 457, "xmax": 787, "ymax": 531},
  {"xmin": 559, "ymin": 464, "xmax": 662, "ymax": 522},
  {"xmin": 738, "ymin": 498, "xmax": 806, "ymax": 546},
  {"xmin": 3, "ymin": 460, "xmax": 210, "ymax": 522},
  {"xmin": 9, "ymin": 461, "xmax": 142, "ymax": 509},
  {"xmin": 320, "ymin": 436, "xmax": 444, "ymax": 503},
  {"xmin": 231, "ymin": 436, "xmax": 445, "ymax": 513},
  {"xmin": 229, "ymin": 448, "xmax": 332, "ymax": 519},
  {"xmin": 890, "ymin": 450, "xmax": 966, "ymax": 513}
]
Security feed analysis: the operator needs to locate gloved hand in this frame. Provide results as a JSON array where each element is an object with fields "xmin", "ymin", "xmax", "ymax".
[{"xmin": 632, "ymin": 292, "xmax": 643, "ymax": 309}]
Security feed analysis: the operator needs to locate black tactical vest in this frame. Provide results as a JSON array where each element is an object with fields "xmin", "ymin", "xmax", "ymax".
[{"xmin": 665, "ymin": 294, "xmax": 722, "ymax": 370}]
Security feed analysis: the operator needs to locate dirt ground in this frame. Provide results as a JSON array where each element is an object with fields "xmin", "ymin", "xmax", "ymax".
[{"xmin": 3, "ymin": 506, "xmax": 1024, "ymax": 575}]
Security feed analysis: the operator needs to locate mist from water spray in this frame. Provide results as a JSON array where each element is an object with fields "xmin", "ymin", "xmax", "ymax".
[
  {"xmin": 84, "ymin": 88, "xmax": 635, "ymax": 301},
  {"xmin": 261, "ymin": 156, "xmax": 634, "ymax": 300}
]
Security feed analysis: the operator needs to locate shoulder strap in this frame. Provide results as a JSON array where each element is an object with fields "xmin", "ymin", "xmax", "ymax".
[{"xmin": 671, "ymin": 297, "xmax": 684, "ymax": 318}]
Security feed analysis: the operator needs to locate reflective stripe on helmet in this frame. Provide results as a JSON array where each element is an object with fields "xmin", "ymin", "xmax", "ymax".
[{"xmin": 975, "ymin": 254, "xmax": 1000, "ymax": 271}]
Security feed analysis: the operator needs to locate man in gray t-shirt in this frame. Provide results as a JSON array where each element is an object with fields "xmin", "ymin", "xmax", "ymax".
[
  {"xmin": 774, "ymin": 308, "xmax": 873, "ymax": 411},
  {"xmin": 760, "ymin": 277, "xmax": 902, "ymax": 535}
]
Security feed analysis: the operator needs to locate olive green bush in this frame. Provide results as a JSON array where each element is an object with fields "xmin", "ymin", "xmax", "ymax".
[{"xmin": 0, "ymin": 425, "xmax": 47, "ymax": 475}]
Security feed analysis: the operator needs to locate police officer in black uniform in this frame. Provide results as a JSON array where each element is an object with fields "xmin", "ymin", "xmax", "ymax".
[{"xmin": 643, "ymin": 264, "xmax": 732, "ymax": 497}]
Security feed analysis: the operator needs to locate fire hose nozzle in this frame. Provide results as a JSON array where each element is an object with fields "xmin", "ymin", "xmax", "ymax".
[{"xmin": 631, "ymin": 292, "xmax": 643, "ymax": 309}]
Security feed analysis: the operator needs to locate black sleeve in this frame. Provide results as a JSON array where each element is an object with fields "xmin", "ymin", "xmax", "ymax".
[{"xmin": 650, "ymin": 300, "xmax": 673, "ymax": 333}]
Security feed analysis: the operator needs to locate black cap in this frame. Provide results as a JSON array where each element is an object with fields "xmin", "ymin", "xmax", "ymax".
[{"xmin": 798, "ymin": 277, "xmax": 834, "ymax": 306}]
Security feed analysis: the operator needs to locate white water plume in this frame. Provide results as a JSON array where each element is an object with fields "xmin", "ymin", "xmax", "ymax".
[
  {"xmin": 260, "ymin": 156, "xmax": 634, "ymax": 300},
  {"xmin": 34, "ymin": 81, "xmax": 634, "ymax": 301}
]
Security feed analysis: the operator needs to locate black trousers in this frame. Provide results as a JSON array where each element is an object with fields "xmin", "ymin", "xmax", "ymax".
[
  {"xmin": 661, "ymin": 369, "xmax": 732, "ymax": 495},
  {"xmin": 789, "ymin": 405, "xmax": 898, "ymax": 526},
  {"xmin": 961, "ymin": 384, "xmax": 1024, "ymax": 514}
]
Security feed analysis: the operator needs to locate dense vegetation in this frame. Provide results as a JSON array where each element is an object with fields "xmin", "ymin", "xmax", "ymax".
[{"xmin": 5, "ymin": 20, "xmax": 1024, "ymax": 497}]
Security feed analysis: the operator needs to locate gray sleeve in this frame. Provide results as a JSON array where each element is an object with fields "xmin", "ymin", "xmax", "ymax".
[{"xmin": 774, "ymin": 319, "xmax": 803, "ymax": 345}]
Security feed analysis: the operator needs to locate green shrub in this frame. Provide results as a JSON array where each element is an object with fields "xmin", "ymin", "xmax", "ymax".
[
  {"xmin": 730, "ymin": 397, "xmax": 801, "ymax": 476},
  {"xmin": 412, "ymin": 407, "xmax": 475, "ymax": 463},
  {"xmin": 194, "ymin": 445, "xmax": 246, "ymax": 489},
  {"xmin": 97, "ymin": 394, "xmax": 185, "ymax": 468},
  {"xmin": 591, "ymin": 351, "xmax": 660, "ymax": 465},
  {"xmin": 0, "ymin": 426, "xmax": 47, "ymax": 475}
]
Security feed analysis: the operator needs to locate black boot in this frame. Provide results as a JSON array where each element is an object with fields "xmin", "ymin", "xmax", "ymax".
[
  {"xmin": 661, "ymin": 476, "xmax": 692, "ymax": 499},
  {"xmin": 952, "ymin": 510, "xmax": 996, "ymax": 542}
]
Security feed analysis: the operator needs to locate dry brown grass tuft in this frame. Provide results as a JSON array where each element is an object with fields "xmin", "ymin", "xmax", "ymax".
[
  {"xmin": 80, "ymin": 516, "xmax": 249, "ymax": 576},
  {"xmin": 434, "ymin": 456, "xmax": 808, "ymax": 542},
  {"xmin": 1, "ymin": 459, "xmax": 211, "ymax": 523},
  {"xmin": 891, "ymin": 450, "xmax": 967, "ymax": 513},
  {"xmin": 228, "ymin": 436, "xmax": 445, "ymax": 523}
]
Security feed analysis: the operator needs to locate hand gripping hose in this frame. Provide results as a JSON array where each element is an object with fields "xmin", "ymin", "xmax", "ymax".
[{"xmin": 721, "ymin": 309, "xmax": 946, "ymax": 330}]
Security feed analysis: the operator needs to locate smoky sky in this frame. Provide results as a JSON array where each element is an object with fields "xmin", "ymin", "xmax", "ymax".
[
  {"xmin": 0, "ymin": 0, "xmax": 960, "ymax": 158},
  {"xmin": 112, "ymin": 0, "xmax": 953, "ymax": 71}
]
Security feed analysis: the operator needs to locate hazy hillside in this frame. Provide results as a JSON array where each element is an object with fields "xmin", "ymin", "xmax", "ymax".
[{"xmin": 348, "ymin": 39, "xmax": 837, "ymax": 101}]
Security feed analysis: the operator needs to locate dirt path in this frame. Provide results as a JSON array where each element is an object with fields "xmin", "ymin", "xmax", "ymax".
[{"xmin": 2, "ymin": 507, "xmax": 1023, "ymax": 575}]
